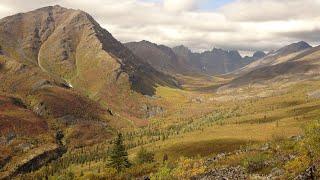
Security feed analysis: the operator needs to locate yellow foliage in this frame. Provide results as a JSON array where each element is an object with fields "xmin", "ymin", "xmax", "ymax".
[
  {"xmin": 284, "ymin": 155, "xmax": 310, "ymax": 177},
  {"xmin": 172, "ymin": 157, "xmax": 206, "ymax": 179}
]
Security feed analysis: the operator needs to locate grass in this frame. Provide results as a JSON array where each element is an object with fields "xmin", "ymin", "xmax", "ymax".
[{"xmin": 14, "ymin": 71, "xmax": 320, "ymax": 179}]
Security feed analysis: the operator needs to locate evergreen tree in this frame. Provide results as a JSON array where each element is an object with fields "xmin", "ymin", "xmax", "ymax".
[{"xmin": 108, "ymin": 133, "xmax": 131, "ymax": 171}]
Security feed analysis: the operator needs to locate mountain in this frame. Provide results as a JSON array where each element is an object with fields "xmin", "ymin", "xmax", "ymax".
[
  {"xmin": 197, "ymin": 48, "xmax": 243, "ymax": 74},
  {"xmin": 125, "ymin": 40, "xmax": 195, "ymax": 75},
  {"xmin": 252, "ymin": 51, "xmax": 267, "ymax": 59},
  {"xmin": 0, "ymin": 5, "xmax": 179, "ymax": 118},
  {"xmin": 127, "ymin": 41, "xmax": 263, "ymax": 76},
  {"xmin": 222, "ymin": 42, "xmax": 319, "ymax": 88},
  {"xmin": 232, "ymin": 41, "xmax": 312, "ymax": 76},
  {"xmin": 0, "ymin": 6, "xmax": 181, "ymax": 178},
  {"xmin": 173, "ymin": 46, "xmax": 263, "ymax": 75},
  {"xmin": 274, "ymin": 41, "xmax": 311, "ymax": 56}
]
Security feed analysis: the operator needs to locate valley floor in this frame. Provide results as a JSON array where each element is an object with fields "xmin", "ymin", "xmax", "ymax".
[{"xmin": 20, "ymin": 75, "xmax": 320, "ymax": 179}]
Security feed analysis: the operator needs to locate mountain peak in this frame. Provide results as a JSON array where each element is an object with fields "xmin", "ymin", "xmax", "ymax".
[
  {"xmin": 172, "ymin": 45, "xmax": 192, "ymax": 54},
  {"xmin": 252, "ymin": 51, "xmax": 266, "ymax": 59},
  {"xmin": 296, "ymin": 41, "xmax": 311, "ymax": 47},
  {"xmin": 275, "ymin": 41, "xmax": 312, "ymax": 55}
]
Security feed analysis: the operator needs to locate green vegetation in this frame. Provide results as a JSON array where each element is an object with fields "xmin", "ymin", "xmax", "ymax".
[
  {"xmin": 108, "ymin": 133, "xmax": 131, "ymax": 172},
  {"xmin": 1, "ymin": 5, "xmax": 320, "ymax": 180},
  {"xmin": 135, "ymin": 147, "xmax": 155, "ymax": 164}
]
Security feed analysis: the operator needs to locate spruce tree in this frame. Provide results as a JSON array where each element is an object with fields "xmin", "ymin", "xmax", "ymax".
[{"xmin": 108, "ymin": 133, "xmax": 131, "ymax": 171}]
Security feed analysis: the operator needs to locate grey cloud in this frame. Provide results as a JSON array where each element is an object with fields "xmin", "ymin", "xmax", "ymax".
[
  {"xmin": 0, "ymin": 0, "xmax": 319, "ymax": 52},
  {"xmin": 276, "ymin": 29, "xmax": 320, "ymax": 43},
  {"xmin": 221, "ymin": 0, "xmax": 320, "ymax": 22}
]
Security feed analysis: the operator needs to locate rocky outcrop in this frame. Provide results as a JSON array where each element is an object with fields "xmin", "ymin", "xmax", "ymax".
[
  {"xmin": 294, "ymin": 165, "xmax": 317, "ymax": 180},
  {"xmin": 141, "ymin": 104, "xmax": 165, "ymax": 118},
  {"xmin": 193, "ymin": 166, "xmax": 247, "ymax": 180}
]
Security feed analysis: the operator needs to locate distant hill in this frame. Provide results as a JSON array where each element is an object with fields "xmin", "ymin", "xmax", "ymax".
[
  {"xmin": 222, "ymin": 42, "xmax": 319, "ymax": 88},
  {"xmin": 232, "ymin": 41, "xmax": 312, "ymax": 76}
]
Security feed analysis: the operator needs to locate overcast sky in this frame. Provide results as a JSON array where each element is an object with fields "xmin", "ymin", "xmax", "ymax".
[{"xmin": 0, "ymin": 0, "xmax": 320, "ymax": 55}]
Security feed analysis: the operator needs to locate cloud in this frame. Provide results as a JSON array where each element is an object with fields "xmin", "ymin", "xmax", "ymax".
[
  {"xmin": 220, "ymin": 0, "xmax": 320, "ymax": 22},
  {"xmin": 163, "ymin": 0, "xmax": 198, "ymax": 13},
  {"xmin": 0, "ymin": 0, "xmax": 319, "ymax": 52}
]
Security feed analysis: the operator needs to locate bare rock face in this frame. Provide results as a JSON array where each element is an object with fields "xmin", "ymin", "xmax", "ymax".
[
  {"xmin": 252, "ymin": 51, "xmax": 266, "ymax": 60},
  {"xmin": 173, "ymin": 46, "xmax": 248, "ymax": 75},
  {"xmin": 125, "ymin": 41, "xmax": 194, "ymax": 75},
  {"xmin": 127, "ymin": 41, "xmax": 255, "ymax": 76}
]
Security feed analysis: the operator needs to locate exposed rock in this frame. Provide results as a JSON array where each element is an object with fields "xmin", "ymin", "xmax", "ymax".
[
  {"xmin": 193, "ymin": 166, "xmax": 247, "ymax": 180},
  {"xmin": 125, "ymin": 40, "xmax": 192, "ymax": 75},
  {"xmin": 206, "ymin": 153, "xmax": 226, "ymax": 165},
  {"xmin": 260, "ymin": 143, "xmax": 270, "ymax": 151},
  {"xmin": 290, "ymin": 135, "xmax": 304, "ymax": 141},
  {"xmin": 141, "ymin": 104, "xmax": 165, "ymax": 118},
  {"xmin": 294, "ymin": 165, "xmax": 317, "ymax": 180},
  {"xmin": 191, "ymin": 97, "xmax": 205, "ymax": 104},
  {"xmin": 33, "ymin": 102, "xmax": 49, "ymax": 116},
  {"xmin": 16, "ymin": 143, "xmax": 34, "ymax": 152},
  {"xmin": 308, "ymin": 90, "xmax": 320, "ymax": 99},
  {"xmin": 270, "ymin": 167, "xmax": 285, "ymax": 177},
  {"xmin": 144, "ymin": 95, "xmax": 161, "ymax": 99}
]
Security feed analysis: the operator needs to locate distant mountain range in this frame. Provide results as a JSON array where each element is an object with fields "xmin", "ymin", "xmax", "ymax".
[{"xmin": 126, "ymin": 40, "xmax": 267, "ymax": 76}]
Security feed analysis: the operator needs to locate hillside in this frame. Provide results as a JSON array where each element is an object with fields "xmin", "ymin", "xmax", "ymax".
[
  {"xmin": 0, "ymin": 6, "xmax": 179, "ymax": 178},
  {"xmin": 233, "ymin": 41, "xmax": 312, "ymax": 76},
  {"xmin": 222, "ymin": 42, "xmax": 319, "ymax": 88},
  {"xmin": 0, "ymin": 5, "xmax": 179, "ymax": 119}
]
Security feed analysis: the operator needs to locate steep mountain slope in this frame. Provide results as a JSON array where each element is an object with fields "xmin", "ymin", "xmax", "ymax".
[
  {"xmin": 242, "ymin": 51, "xmax": 266, "ymax": 64},
  {"xmin": 0, "ymin": 6, "xmax": 181, "ymax": 177},
  {"xmin": 0, "ymin": 5, "xmax": 178, "ymax": 118},
  {"xmin": 234, "ymin": 41, "xmax": 312, "ymax": 75},
  {"xmin": 173, "ymin": 46, "xmax": 262, "ymax": 75},
  {"xmin": 127, "ymin": 41, "xmax": 263, "ymax": 76},
  {"xmin": 223, "ymin": 43, "xmax": 320, "ymax": 88},
  {"xmin": 0, "ymin": 55, "xmax": 101, "ymax": 125},
  {"xmin": 125, "ymin": 40, "xmax": 195, "ymax": 75},
  {"xmin": 197, "ymin": 48, "xmax": 244, "ymax": 74}
]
